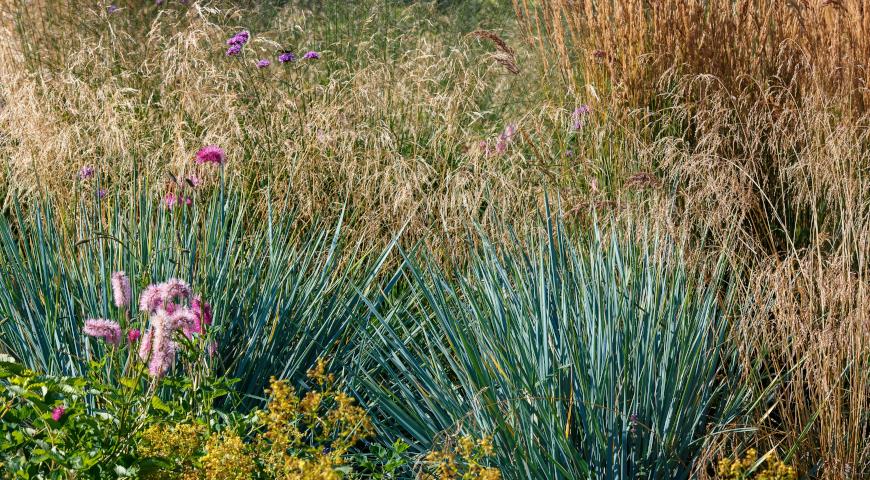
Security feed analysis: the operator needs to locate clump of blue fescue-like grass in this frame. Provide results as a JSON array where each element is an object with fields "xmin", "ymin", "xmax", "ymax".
[
  {"xmin": 353, "ymin": 217, "xmax": 748, "ymax": 479},
  {"xmin": 0, "ymin": 185, "xmax": 397, "ymax": 404}
]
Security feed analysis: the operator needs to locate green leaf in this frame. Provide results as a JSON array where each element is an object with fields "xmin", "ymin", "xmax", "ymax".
[{"xmin": 151, "ymin": 396, "xmax": 171, "ymax": 413}]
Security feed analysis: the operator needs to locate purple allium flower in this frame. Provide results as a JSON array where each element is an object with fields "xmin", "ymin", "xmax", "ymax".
[
  {"xmin": 51, "ymin": 406, "xmax": 65, "ymax": 422},
  {"xmin": 226, "ymin": 30, "xmax": 249, "ymax": 46},
  {"xmin": 107, "ymin": 4, "xmax": 118, "ymax": 13},
  {"xmin": 278, "ymin": 52, "xmax": 295, "ymax": 63},
  {"xmin": 111, "ymin": 271, "xmax": 132, "ymax": 309},
  {"xmin": 256, "ymin": 59, "xmax": 271, "ymax": 68},
  {"xmin": 83, "ymin": 318, "xmax": 122, "ymax": 345},
  {"xmin": 226, "ymin": 43, "xmax": 243, "ymax": 56},
  {"xmin": 98, "ymin": 189, "xmax": 108, "ymax": 199},
  {"xmin": 572, "ymin": 105, "xmax": 591, "ymax": 130},
  {"xmin": 302, "ymin": 51, "xmax": 320, "ymax": 60},
  {"xmin": 127, "ymin": 328, "xmax": 141, "ymax": 343},
  {"xmin": 78, "ymin": 166, "xmax": 95, "ymax": 180},
  {"xmin": 195, "ymin": 145, "xmax": 226, "ymax": 165}
]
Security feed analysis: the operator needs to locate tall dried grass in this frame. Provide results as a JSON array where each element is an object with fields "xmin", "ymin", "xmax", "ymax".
[
  {"xmin": 0, "ymin": 0, "xmax": 565, "ymax": 250},
  {"xmin": 518, "ymin": 1, "xmax": 870, "ymax": 477},
  {"xmin": 516, "ymin": 0, "xmax": 870, "ymax": 110}
]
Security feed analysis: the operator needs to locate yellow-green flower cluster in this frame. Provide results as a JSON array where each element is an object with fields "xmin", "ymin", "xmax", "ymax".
[
  {"xmin": 199, "ymin": 359, "xmax": 374, "ymax": 479},
  {"xmin": 201, "ymin": 432, "xmax": 256, "ymax": 480},
  {"xmin": 423, "ymin": 434, "xmax": 501, "ymax": 480},
  {"xmin": 716, "ymin": 448, "xmax": 798, "ymax": 480},
  {"xmin": 138, "ymin": 422, "xmax": 206, "ymax": 479}
]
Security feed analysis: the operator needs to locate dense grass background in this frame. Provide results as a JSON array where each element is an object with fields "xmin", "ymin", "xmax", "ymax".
[{"xmin": 0, "ymin": 0, "xmax": 868, "ymax": 478}]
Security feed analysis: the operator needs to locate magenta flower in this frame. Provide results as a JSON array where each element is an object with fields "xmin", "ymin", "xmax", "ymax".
[
  {"xmin": 191, "ymin": 296, "xmax": 213, "ymax": 334},
  {"xmin": 256, "ymin": 59, "xmax": 271, "ymax": 68},
  {"xmin": 51, "ymin": 406, "xmax": 65, "ymax": 422},
  {"xmin": 302, "ymin": 51, "xmax": 320, "ymax": 60},
  {"xmin": 127, "ymin": 328, "xmax": 141, "ymax": 343},
  {"xmin": 79, "ymin": 166, "xmax": 95, "ymax": 180},
  {"xmin": 164, "ymin": 193, "xmax": 178, "ymax": 209},
  {"xmin": 111, "ymin": 271, "xmax": 132, "ymax": 309},
  {"xmin": 83, "ymin": 318, "xmax": 122, "ymax": 345},
  {"xmin": 195, "ymin": 145, "xmax": 226, "ymax": 165},
  {"xmin": 278, "ymin": 52, "xmax": 295, "ymax": 63}
]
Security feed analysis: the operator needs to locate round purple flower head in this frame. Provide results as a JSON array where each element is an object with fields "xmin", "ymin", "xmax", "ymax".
[
  {"xmin": 107, "ymin": 5, "xmax": 119, "ymax": 14},
  {"xmin": 226, "ymin": 43, "xmax": 242, "ymax": 56},
  {"xmin": 195, "ymin": 145, "xmax": 226, "ymax": 165},
  {"xmin": 79, "ymin": 166, "xmax": 94, "ymax": 180},
  {"xmin": 98, "ymin": 189, "xmax": 108, "ymax": 199},
  {"xmin": 278, "ymin": 52, "xmax": 295, "ymax": 63},
  {"xmin": 572, "ymin": 105, "xmax": 591, "ymax": 130},
  {"xmin": 226, "ymin": 30, "xmax": 249, "ymax": 46},
  {"xmin": 256, "ymin": 59, "xmax": 271, "ymax": 68},
  {"xmin": 302, "ymin": 51, "xmax": 320, "ymax": 60},
  {"xmin": 51, "ymin": 406, "xmax": 65, "ymax": 422}
]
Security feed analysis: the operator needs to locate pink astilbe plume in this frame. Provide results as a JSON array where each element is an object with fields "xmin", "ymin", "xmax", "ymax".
[
  {"xmin": 162, "ymin": 278, "xmax": 191, "ymax": 303},
  {"xmin": 83, "ymin": 318, "xmax": 122, "ymax": 345},
  {"xmin": 138, "ymin": 327, "xmax": 154, "ymax": 362},
  {"xmin": 145, "ymin": 310, "xmax": 177, "ymax": 377},
  {"xmin": 111, "ymin": 271, "xmax": 132, "ymax": 308},
  {"xmin": 135, "ymin": 279, "xmax": 212, "ymax": 377},
  {"xmin": 171, "ymin": 308, "xmax": 198, "ymax": 338},
  {"xmin": 139, "ymin": 284, "xmax": 163, "ymax": 313}
]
